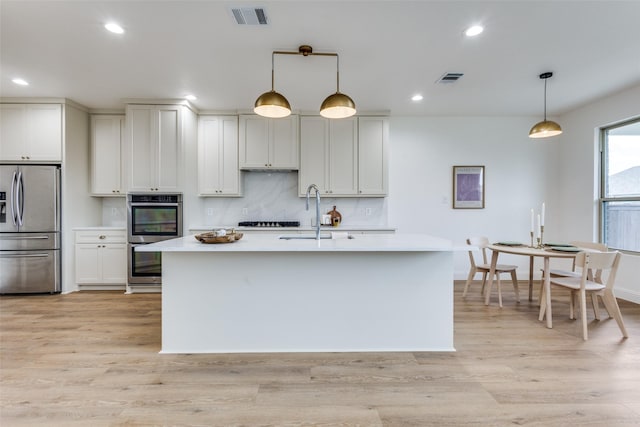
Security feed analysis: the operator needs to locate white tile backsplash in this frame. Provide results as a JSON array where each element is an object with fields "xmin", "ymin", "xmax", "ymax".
[
  {"xmin": 199, "ymin": 172, "xmax": 387, "ymax": 227},
  {"xmin": 101, "ymin": 197, "xmax": 127, "ymax": 227},
  {"xmin": 100, "ymin": 172, "xmax": 387, "ymax": 229}
]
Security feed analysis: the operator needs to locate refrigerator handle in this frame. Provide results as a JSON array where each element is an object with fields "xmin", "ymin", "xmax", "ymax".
[
  {"xmin": 16, "ymin": 170, "xmax": 24, "ymax": 227},
  {"xmin": 10, "ymin": 171, "xmax": 18, "ymax": 226}
]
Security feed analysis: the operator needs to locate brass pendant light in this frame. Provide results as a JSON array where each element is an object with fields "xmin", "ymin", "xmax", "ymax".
[
  {"xmin": 529, "ymin": 72, "xmax": 562, "ymax": 138},
  {"xmin": 254, "ymin": 52, "xmax": 291, "ymax": 118},
  {"xmin": 254, "ymin": 45, "xmax": 356, "ymax": 119},
  {"xmin": 320, "ymin": 53, "xmax": 356, "ymax": 119}
]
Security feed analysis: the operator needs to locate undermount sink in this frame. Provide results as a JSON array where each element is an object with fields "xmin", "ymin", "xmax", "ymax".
[
  {"xmin": 279, "ymin": 234, "xmax": 332, "ymax": 240},
  {"xmin": 278, "ymin": 234, "xmax": 355, "ymax": 240}
]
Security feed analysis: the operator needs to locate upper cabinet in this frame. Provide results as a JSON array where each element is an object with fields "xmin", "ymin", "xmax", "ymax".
[
  {"xmin": 299, "ymin": 116, "xmax": 358, "ymax": 196},
  {"xmin": 198, "ymin": 116, "xmax": 241, "ymax": 196},
  {"xmin": 299, "ymin": 116, "xmax": 388, "ymax": 197},
  {"xmin": 124, "ymin": 104, "xmax": 184, "ymax": 192},
  {"xmin": 91, "ymin": 115, "xmax": 124, "ymax": 196},
  {"xmin": 238, "ymin": 115, "xmax": 299, "ymax": 170},
  {"xmin": 357, "ymin": 117, "xmax": 389, "ymax": 196},
  {"xmin": 0, "ymin": 104, "xmax": 62, "ymax": 162}
]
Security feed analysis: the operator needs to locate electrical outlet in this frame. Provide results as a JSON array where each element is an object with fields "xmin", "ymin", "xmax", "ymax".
[
  {"xmin": 365, "ymin": 208, "xmax": 372, "ymax": 216},
  {"xmin": 206, "ymin": 208, "xmax": 214, "ymax": 216},
  {"xmin": 242, "ymin": 208, "xmax": 248, "ymax": 215}
]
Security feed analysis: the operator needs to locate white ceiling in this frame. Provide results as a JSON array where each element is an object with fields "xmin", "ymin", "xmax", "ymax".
[{"xmin": 2, "ymin": 1, "xmax": 640, "ymax": 116}]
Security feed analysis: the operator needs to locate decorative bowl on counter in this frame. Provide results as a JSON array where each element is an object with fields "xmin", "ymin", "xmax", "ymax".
[{"xmin": 195, "ymin": 231, "xmax": 243, "ymax": 244}]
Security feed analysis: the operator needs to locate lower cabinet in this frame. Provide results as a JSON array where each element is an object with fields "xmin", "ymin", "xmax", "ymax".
[{"xmin": 75, "ymin": 229, "xmax": 127, "ymax": 290}]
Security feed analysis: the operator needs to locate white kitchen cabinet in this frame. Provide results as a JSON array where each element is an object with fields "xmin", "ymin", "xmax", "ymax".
[
  {"xmin": 357, "ymin": 117, "xmax": 389, "ymax": 196},
  {"xmin": 299, "ymin": 116, "xmax": 358, "ymax": 196},
  {"xmin": 75, "ymin": 229, "xmax": 127, "ymax": 288},
  {"xmin": 0, "ymin": 103, "xmax": 62, "ymax": 162},
  {"xmin": 299, "ymin": 116, "xmax": 388, "ymax": 197},
  {"xmin": 198, "ymin": 116, "xmax": 241, "ymax": 196},
  {"xmin": 124, "ymin": 104, "xmax": 183, "ymax": 192},
  {"xmin": 239, "ymin": 115, "xmax": 299, "ymax": 170},
  {"xmin": 91, "ymin": 115, "xmax": 125, "ymax": 196}
]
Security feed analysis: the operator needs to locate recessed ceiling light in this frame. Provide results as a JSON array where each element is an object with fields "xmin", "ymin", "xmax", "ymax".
[
  {"xmin": 12, "ymin": 78, "xmax": 29, "ymax": 86},
  {"xmin": 104, "ymin": 22, "xmax": 124, "ymax": 34},
  {"xmin": 465, "ymin": 25, "xmax": 484, "ymax": 37},
  {"xmin": 185, "ymin": 94, "xmax": 197, "ymax": 101},
  {"xmin": 411, "ymin": 94, "xmax": 423, "ymax": 102}
]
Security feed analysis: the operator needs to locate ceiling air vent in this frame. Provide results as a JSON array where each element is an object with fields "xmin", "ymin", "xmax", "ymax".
[
  {"xmin": 231, "ymin": 7, "xmax": 268, "ymax": 25},
  {"xmin": 436, "ymin": 72, "xmax": 464, "ymax": 84}
]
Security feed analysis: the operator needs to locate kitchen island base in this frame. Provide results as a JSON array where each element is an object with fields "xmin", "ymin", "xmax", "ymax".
[{"xmin": 161, "ymin": 249, "xmax": 454, "ymax": 353}]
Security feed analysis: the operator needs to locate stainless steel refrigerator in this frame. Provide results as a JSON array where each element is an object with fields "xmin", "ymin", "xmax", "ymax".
[{"xmin": 0, "ymin": 165, "xmax": 61, "ymax": 294}]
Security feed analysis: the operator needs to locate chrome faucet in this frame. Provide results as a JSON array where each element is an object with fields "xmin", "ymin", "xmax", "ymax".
[{"xmin": 305, "ymin": 184, "xmax": 321, "ymax": 240}]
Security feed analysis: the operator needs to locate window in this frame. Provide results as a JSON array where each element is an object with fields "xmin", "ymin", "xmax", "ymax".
[{"xmin": 600, "ymin": 119, "xmax": 640, "ymax": 253}]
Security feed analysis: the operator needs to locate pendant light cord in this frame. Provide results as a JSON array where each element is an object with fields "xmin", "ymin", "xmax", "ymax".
[{"xmin": 543, "ymin": 77, "xmax": 548, "ymax": 121}]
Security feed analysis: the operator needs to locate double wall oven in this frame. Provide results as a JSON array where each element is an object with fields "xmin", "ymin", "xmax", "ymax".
[{"xmin": 127, "ymin": 193, "xmax": 182, "ymax": 286}]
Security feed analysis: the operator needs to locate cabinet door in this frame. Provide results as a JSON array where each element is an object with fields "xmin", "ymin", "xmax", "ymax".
[
  {"xmin": 219, "ymin": 116, "xmax": 240, "ymax": 194},
  {"xmin": 126, "ymin": 105, "xmax": 155, "ymax": 191},
  {"xmin": 101, "ymin": 244, "xmax": 127, "ymax": 283},
  {"xmin": 239, "ymin": 115, "xmax": 270, "ymax": 168},
  {"xmin": 0, "ymin": 104, "xmax": 62, "ymax": 162},
  {"xmin": 328, "ymin": 118, "xmax": 358, "ymax": 195},
  {"xmin": 75, "ymin": 244, "xmax": 101, "ymax": 283},
  {"xmin": 26, "ymin": 104, "xmax": 62, "ymax": 161},
  {"xmin": 270, "ymin": 115, "xmax": 299, "ymax": 169},
  {"xmin": 125, "ymin": 105, "xmax": 181, "ymax": 192},
  {"xmin": 299, "ymin": 117, "xmax": 329, "ymax": 195},
  {"xmin": 91, "ymin": 115, "xmax": 124, "ymax": 196},
  {"xmin": 358, "ymin": 117, "xmax": 388, "ymax": 195},
  {"xmin": 0, "ymin": 104, "xmax": 26, "ymax": 161},
  {"xmin": 156, "ymin": 106, "xmax": 180, "ymax": 191},
  {"xmin": 198, "ymin": 116, "xmax": 240, "ymax": 195}
]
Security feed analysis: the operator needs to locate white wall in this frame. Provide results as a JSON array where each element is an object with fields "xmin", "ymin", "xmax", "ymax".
[{"xmin": 556, "ymin": 84, "xmax": 640, "ymax": 303}]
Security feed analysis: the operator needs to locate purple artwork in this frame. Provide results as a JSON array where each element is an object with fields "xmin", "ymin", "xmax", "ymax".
[{"xmin": 456, "ymin": 174, "xmax": 481, "ymax": 201}]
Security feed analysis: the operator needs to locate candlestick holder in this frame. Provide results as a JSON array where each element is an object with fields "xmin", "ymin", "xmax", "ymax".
[
  {"xmin": 540, "ymin": 225, "xmax": 545, "ymax": 248},
  {"xmin": 536, "ymin": 237, "xmax": 541, "ymax": 249},
  {"xmin": 530, "ymin": 231, "xmax": 534, "ymax": 248}
]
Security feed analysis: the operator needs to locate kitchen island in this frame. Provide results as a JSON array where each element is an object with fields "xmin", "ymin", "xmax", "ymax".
[{"xmin": 138, "ymin": 233, "xmax": 455, "ymax": 353}]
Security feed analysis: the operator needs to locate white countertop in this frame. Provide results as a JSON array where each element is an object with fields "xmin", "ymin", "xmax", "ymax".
[
  {"xmin": 137, "ymin": 233, "xmax": 453, "ymax": 253},
  {"xmin": 189, "ymin": 225, "xmax": 397, "ymax": 233}
]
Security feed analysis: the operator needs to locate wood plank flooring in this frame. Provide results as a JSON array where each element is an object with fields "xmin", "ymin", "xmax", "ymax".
[{"xmin": 1, "ymin": 283, "xmax": 639, "ymax": 426}]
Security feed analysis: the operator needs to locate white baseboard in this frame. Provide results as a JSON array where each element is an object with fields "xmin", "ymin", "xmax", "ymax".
[{"xmin": 615, "ymin": 288, "xmax": 640, "ymax": 304}]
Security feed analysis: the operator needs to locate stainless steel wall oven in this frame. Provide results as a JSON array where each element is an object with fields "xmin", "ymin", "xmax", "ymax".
[{"xmin": 127, "ymin": 193, "xmax": 182, "ymax": 285}]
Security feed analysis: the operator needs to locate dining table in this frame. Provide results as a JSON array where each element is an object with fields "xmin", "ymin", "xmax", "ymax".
[{"xmin": 485, "ymin": 243, "xmax": 580, "ymax": 328}]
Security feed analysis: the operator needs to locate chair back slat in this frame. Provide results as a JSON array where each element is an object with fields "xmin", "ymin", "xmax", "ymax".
[
  {"xmin": 577, "ymin": 251, "xmax": 621, "ymax": 290},
  {"xmin": 467, "ymin": 236, "xmax": 490, "ymax": 265}
]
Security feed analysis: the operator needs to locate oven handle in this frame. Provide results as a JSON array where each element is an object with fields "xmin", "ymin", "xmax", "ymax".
[{"xmin": 129, "ymin": 203, "xmax": 182, "ymax": 207}]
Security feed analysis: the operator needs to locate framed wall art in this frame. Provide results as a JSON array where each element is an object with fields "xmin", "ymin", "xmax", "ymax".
[{"xmin": 453, "ymin": 166, "xmax": 485, "ymax": 209}]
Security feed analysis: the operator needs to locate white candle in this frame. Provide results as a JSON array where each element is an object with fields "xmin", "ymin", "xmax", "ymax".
[
  {"xmin": 541, "ymin": 202, "xmax": 545, "ymax": 226},
  {"xmin": 530, "ymin": 209, "xmax": 534, "ymax": 233},
  {"xmin": 537, "ymin": 214, "xmax": 541, "ymax": 239}
]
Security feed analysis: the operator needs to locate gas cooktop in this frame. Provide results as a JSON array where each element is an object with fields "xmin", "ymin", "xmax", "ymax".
[{"xmin": 238, "ymin": 221, "xmax": 300, "ymax": 228}]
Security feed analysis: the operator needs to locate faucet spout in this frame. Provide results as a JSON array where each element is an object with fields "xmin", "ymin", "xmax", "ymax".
[{"xmin": 305, "ymin": 184, "xmax": 321, "ymax": 240}]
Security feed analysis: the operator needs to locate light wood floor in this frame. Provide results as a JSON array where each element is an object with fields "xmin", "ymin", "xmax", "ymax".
[{"xmin": 1, "ymin": 283, "xmax": 639, "ymax": 426}]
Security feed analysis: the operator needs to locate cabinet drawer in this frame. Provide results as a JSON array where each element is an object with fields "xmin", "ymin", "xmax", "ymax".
[{"xmin": 75, "ymin": 230, "xmax": 126, "ymax": 244}]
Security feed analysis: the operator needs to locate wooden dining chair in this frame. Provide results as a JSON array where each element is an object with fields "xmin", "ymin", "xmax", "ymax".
[
  {"xmin": 546, "ymin": 241, "xmax": 608, "ymax": 318},
  {"xmin": 463, "ymin": 237, "xmax": 520, "ymax": 307},
  {"xmin": 545, "ymin": 251, "xmax": 627, "ymax": 340}
]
